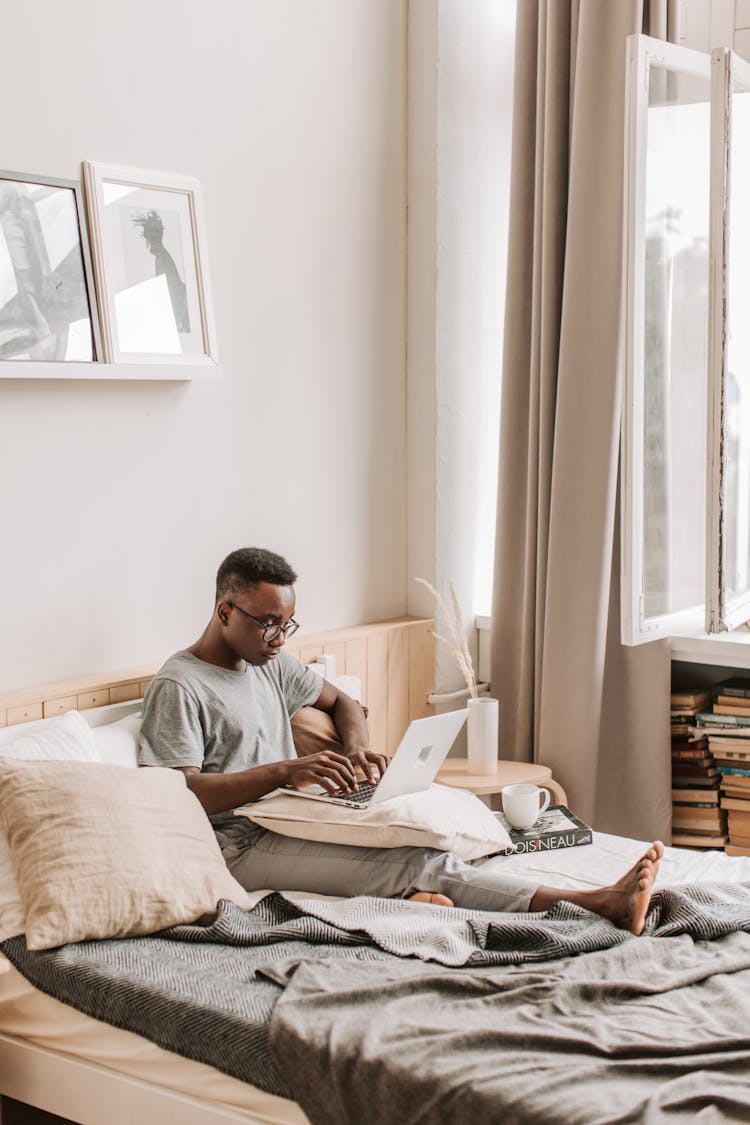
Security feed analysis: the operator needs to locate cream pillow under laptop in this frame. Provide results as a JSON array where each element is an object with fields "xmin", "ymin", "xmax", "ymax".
[
  {"xmin": 237, "ymin": 783, "xmax": 512, "ymax": 861},
  {"xmin": 238, "ymin": 709, "xmax": 512, "ymax": 860}
]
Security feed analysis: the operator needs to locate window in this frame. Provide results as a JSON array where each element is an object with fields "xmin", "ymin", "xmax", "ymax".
[{"xmin": 622, "ymin": 35, "xmax": 750, "ymax": 644}]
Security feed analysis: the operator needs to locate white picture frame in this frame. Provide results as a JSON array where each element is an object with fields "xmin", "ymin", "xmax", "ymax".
[
  {"xmin": 82, "ymin": 162, "xmax": 218, "ymax": 367},
  {"xmin": 0, "ymin": 170, "xmax": 102, "ymax": 364}
]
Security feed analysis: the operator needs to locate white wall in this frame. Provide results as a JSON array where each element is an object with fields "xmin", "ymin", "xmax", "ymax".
[
  {"xmin": 407, "ymin": 0, "xmax": 516, "ymax": 688},
  {"xmin": 0, "ymin": 0, "xmax": 408, "ymax": 691}
]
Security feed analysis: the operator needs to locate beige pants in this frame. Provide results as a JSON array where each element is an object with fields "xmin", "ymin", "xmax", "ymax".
[{"xmin": 218, "ymin": 820, "xmax": 539, "ymax": 912}]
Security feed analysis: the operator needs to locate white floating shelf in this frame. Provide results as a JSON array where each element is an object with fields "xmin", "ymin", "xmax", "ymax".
[{"xmin": 0, "ymin": 361, "xmax": 222, "ymax": 381}]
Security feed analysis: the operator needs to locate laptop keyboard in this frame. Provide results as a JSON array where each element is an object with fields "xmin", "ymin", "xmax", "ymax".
[{"xmin": 333, "ymin": 780, "xmax": 380, "ymax": 804}]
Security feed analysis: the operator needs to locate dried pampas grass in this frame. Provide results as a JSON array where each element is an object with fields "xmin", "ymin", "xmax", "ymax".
[{"xmin": 415, "ymin": 577, "xmax": 478, "ymax": 701}]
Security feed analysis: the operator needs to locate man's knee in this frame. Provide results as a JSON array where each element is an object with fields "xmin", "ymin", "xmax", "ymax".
[{"xmin": 291, "ymin": 704, "xmax": 368, "ymax": 756}]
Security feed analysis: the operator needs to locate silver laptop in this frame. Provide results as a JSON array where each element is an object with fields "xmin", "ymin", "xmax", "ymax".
[{"xmin": 284, "ymin": 708, "xmax": 468, "ymax": 809}]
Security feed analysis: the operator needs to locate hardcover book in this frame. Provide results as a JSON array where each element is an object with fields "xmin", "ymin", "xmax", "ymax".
[
  {"xmin": 713, "ymin": 677, "xmax": 750, "ymax": 700},
  {"xmin": 670, "ymin": 747, "xmax": 715, "ymax": 765},
  {"xmin": 672, "ymin": 832, "xmax": 728, "ymax": 848},
  {"xmin": 671, "ymin": 812, "xmax": 727, "ymax": 832},
  {"xmin": 493, "ymin": 804, "xmax": 592, "ymax": 855},
  {"xmin": 671, "ymin": 765, "xmax": 718, "ymax": 780},
  {"xmin": 671, "ymin": 790, "xmax": 719, "ymax": 805},
  {"xmin": 696, "ymin": 711, "xmax": 750, "ymax": 729},
  {"xmin": 719, "ymin": 783, "xmax": 750, "ymax": 801},
  {"xmin": 707, "ymin": 741, "xmax": 750, "ymax": 760},
  {"xmin": 723, "ymin": 798, "xmax": 750, "ymax": 814},
  {"xmin": 671, "ymin": 689, "xmax": 712, "ymax": 708},
  {"xmin": 720, "ymin": 775, "xmax": 750, "ymax": 793},
  {"xmin": 695, "ymin": 725, "xmax": 750, "ymax": 740},
  {"xmin": 712, "ymin": 699, "xmax": 750, "ymax": 717},
  {"xmin": 670, "ymin": 723, "xmax": 692, "ymax": 739},
  {"xmin": 672, "ymin": 775, "xmax": 719, "ymax": 789}
]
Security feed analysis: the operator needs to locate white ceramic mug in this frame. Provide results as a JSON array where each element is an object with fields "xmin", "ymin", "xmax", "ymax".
[{"xmin": 501, "ymin": 783, "xmax": 551, "ymax": 830}]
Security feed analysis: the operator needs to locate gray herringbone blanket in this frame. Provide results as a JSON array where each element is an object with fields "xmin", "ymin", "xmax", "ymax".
[{"xmin": 4, "ymin": 884, "xmax": 750, "ymax": 1117}]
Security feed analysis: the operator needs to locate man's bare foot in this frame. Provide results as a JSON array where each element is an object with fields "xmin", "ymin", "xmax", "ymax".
[
  {"xmin": 408, "ymin": 891, "xmax": 454, "ymax": 908},
  {"xmin": 530, "ymin": 842, "xmax": 664, "ymax": 935}
]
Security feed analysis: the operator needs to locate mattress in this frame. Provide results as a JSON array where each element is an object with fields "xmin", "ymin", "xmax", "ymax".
[{"xmin": 2, "ymin": 837, "xmax": 749, "ymax": 1123}]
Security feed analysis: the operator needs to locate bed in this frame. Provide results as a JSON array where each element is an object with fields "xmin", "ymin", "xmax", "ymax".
[{"xmin": 1, "ymin": 671, "xmax": 750, "ymax": 1123}]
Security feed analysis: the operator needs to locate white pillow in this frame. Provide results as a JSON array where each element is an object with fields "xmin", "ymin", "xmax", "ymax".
[
  {"xmin": 91, "ymin": 712, "xmax": 142, "ymax": 768},
  {"xmin": 236, "ymin": 784, "xmax": 513, "ymax": 861},
  {"xmin": 0, "ymin": 710, "xmax": 102, "ymax": 942},
  {"xmin": 0, "ymin": 709, "xmax": 98, "ymax": 760}
]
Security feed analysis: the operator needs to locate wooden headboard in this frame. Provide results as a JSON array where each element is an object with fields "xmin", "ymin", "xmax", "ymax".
[{"xmin": 0, "ymin": 617, "xmax": 435, "ymax": 757}]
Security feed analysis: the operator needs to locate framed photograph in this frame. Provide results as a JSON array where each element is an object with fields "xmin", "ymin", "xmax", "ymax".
[
  {"xmin": 83, "ymin": 162, "xmax": 218, "ymax": 366},
  {"xmin": 0, "ymin": 170, "xmax": 101, "ymax": 362}
]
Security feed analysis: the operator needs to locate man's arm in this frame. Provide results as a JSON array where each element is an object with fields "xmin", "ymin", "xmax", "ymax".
[
  {"xmin": 311, "ymin": 679, "xmax": 388, "ymax": 781},
  {"xmin": 178, "ymin": 744, "xmax": 367, "ymax": 816}
]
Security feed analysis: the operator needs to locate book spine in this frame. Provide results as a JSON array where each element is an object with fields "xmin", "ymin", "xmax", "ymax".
[
  {"xmin": 714, "ymin": 685, "xmax": 750, "ymax": 699},
  {"xmin": 697, "ymin": 711, "xmax": 750, "ymax": 728},
  {"xmin": 505, "ymin": 828, "xmax": 593, "ymax": 855},
  {"xmin": 672, "ymin": 801, "xmax": 718, "ymax": 808}
]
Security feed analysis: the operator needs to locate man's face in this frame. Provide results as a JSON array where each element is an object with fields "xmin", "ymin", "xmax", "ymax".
[{"xmin": 219, "ymin": 581, "xmax": 296, "ymax": 666}]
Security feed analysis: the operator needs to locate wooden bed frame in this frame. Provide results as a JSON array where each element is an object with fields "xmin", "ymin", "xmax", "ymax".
[
  {"xmin": 0, "ymin": 616, "xmax": 435, "ymax": 1125},
  {"xmin": 0, "ymin": 1035, "xmax": 282, "ymax": 1125}
]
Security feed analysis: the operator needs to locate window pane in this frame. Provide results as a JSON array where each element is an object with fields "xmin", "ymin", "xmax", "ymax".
[
  {"xmin": 723, "ymin": 75, "xmax": 750, "ymax": 610},
  {"xmin": 642, "ymin": 65, "xmax": 710, "ymax": 619}
]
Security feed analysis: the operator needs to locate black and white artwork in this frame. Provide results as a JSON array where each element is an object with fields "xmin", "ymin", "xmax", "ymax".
[
  {"xmin": 122, "ymin": 206, "xmax": 190, "ymax": 334},
  {"xmin": 83, "ymin": 163, "xmax": 217, "ymax": 366},
  {"xmin": 0, "ymin": 173, "xmax": 99, "ymax": 362}
]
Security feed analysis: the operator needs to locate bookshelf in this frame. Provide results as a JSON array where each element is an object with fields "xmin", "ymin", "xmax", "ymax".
[{"xmin": 671, "ymin": 656, "xmax": 750, "ymax": 856}]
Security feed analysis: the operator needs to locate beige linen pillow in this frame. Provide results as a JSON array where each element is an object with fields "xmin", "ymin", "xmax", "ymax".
[
  {"xmin": 236, "ymin": 784, "xmax": 513, "ymax": 861},
  {"xmin": 0, "ymin": 759, "xmax": 251, "ymax": 951},
  {"xmin": 0, "ymin": 709, "xmax": 102, "ymax": 944}
]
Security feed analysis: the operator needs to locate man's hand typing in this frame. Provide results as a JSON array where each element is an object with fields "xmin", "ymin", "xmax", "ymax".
[
  {"xmin": 344, "ymin": 747, "xmax": 389, "ymax": 785},
  {"xmin": 283, "ymin": 750, "xmax": 364, "ymax": 795}
]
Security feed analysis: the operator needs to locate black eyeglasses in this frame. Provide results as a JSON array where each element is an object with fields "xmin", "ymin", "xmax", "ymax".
[{"xmin": 226, "ymin": 601, "xmax": 300, "ymax": 642}]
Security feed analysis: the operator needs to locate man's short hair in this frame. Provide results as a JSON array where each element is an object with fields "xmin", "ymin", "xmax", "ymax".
[{"xmin": 215, "ymin": 548, "xmax": 298, "ymax": 603}]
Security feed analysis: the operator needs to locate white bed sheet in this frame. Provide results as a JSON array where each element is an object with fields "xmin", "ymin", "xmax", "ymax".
[
  {"xmin": 2, "ymin": 836, "xmax": 750, "ymax": 1123},
  {"xmin": 482, "ymin": 829, "xmax": 750, "ymax": 889}
]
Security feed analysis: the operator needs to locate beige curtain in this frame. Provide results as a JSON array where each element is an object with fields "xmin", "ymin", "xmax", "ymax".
[{"xmin": 491, "ymin": 0, "xmax": 678, "ymax": 839}]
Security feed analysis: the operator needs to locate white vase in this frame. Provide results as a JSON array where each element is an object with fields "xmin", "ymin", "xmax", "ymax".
[{"xmin": 466, "ymin": 696, "xmax": 499, "ymax": 775}]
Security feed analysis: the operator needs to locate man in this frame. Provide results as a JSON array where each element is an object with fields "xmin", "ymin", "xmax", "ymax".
[{"xmin": 140, "ymin": 547, "xmax": 663, "ymax": 934}]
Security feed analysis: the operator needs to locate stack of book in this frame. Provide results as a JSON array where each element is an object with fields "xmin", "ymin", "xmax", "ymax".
[
  {"xmin": 707, "ymin": 678, "xmax": 750, "ymax": 857},
  {"xmin": 671, "ymin": 688, "xmax": 726, "ymax": 848}
]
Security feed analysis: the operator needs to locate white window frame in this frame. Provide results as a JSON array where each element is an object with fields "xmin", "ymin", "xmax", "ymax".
[
  {"xmin": 707, "ymin": 46, "xmax": 750, "ymax": 633},
  {"xmin": 621, "ymin": 34, "xmax": 712, "ymax": 645}
]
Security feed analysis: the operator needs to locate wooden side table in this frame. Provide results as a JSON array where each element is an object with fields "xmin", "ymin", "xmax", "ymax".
[{"xmin": 436, "ymin": 758, "xmax": 568, "ymax": 810}]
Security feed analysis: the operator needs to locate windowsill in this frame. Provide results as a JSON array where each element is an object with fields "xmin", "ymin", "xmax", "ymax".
[
  {"xmin": 479, "ymin": 616, "xmax": 750, "ymax": 670},
  {"xmin": 670, "ymin": 630, "xmax": 750, "ymax": 668}
]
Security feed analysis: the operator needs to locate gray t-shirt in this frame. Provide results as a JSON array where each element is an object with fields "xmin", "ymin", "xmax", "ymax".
[{"xmin": 138, "ymin": 649, "xmax": 321, "ymax": 830}]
